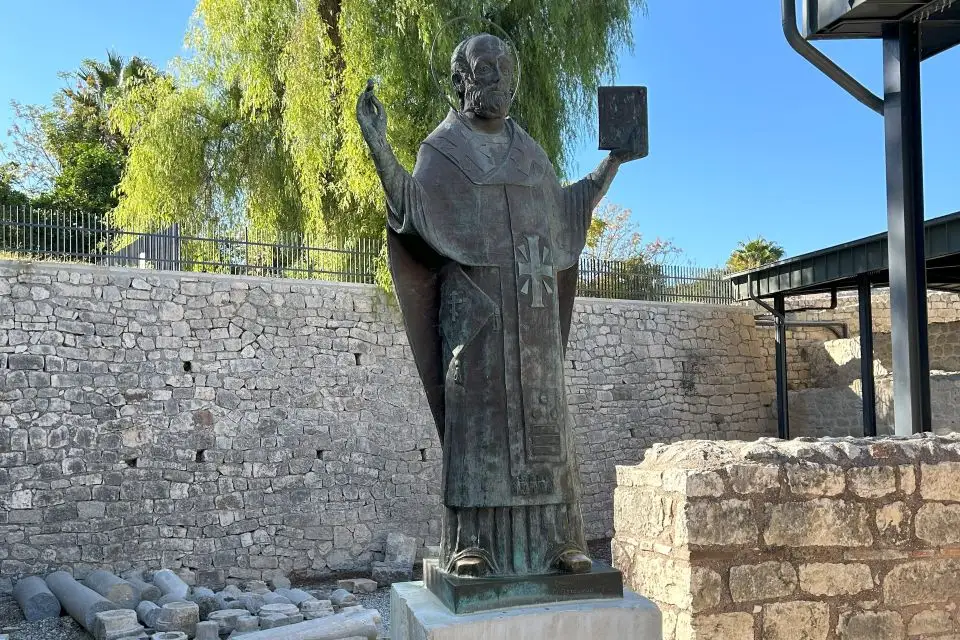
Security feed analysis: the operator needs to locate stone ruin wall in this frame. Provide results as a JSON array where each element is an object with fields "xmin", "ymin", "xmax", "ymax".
[
  {"xmin": 0, "ymin": 259, "xmax": 776, "ymax": 591},
  {"xmin": 752, "ymin": 290, "xmax": 960, "ymax": 391},
  {"xmin": 614, "ymin": 435, "xmax": 960, "ymax": 640}
]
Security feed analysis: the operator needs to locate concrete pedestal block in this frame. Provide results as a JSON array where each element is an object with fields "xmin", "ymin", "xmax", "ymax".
[{"xmin": 390, "ymin": 581, "xmax": 661, "ymax": 640}]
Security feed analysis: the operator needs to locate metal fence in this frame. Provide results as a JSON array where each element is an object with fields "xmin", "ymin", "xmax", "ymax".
[
  {"xmin": 577, "ymin": 258, "xmax": 734, "ymax": 304},
  {"xmin": 0, "ymin": 205, "xmax": 381, "ymax": 283},
  {"xmin": 0, "ymin": 205, "xmax": 734, "ymax": 304}
]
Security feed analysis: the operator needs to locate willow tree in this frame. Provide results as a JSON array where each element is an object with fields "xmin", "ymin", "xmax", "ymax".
[{"xmin": 111, "ymin": 0, "xmax": 643, "ymax": 243}]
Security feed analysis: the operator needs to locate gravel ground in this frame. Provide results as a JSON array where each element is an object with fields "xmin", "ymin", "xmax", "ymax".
[
  {"xmin": 0, "ymin": 593, "xmax": 91, "ymax": 640},
  {"xmin": 0, "ymin": 539, "xmax": 613, "ymax": 640}
]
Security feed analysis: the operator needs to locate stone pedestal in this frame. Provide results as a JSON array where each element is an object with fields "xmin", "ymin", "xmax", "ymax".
[{"xmin": 390, "ymin": 581, "xmax": 660, "ymax": 640}]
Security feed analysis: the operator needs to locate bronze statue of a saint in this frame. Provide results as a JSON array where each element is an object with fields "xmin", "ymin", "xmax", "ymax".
[{"xmin": 357, "ymin": 33, "xmax": 644, "ymax": 580}]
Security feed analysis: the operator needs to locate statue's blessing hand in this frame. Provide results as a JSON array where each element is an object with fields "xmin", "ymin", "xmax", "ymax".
[{"xmin": 356, "ymin": 80, "xmax": 388, "ymax": 144}]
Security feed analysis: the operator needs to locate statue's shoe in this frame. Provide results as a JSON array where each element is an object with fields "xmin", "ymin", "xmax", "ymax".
[
  {"xmin": 449, "ymin": 555, "xmax": 492, "ymax": 578},
  {"xmin": 556, "ymin": 551, "xmax": 592, "ymax": 574}
]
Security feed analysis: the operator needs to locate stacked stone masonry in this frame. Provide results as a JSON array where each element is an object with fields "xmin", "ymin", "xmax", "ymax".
[
  {"xmin": 0, "ymin": 260, "xmax": 776, "ymax": 590},
  {"xmin": 614, "ymin": 435, "xmax": 960, "ymax": 640}
]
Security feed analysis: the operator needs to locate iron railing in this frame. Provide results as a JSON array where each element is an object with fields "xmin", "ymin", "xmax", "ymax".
[
  {"xmin": 0, "ymin": 205, "xmax": 381, "ymax": 284},
  {"xmin": 0, "ymin": 205, "xmax": 735, "ymax": 303},
  {"xmin": 577, "ymin": 258, "xmax": 734, "ymax": 305}
]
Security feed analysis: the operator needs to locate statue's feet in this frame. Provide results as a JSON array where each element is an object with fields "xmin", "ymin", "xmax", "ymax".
[
  {"xmin": 556, "ymin": 551, "xmax": 592, "ymax": 574},
  {"xmin": 449, "ymin": 554, "xmax": 492, "ymax": 578}
]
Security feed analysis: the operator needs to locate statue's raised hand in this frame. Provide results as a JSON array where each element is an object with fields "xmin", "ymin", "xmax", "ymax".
[
  {"xmin": 609, "ymin": 125, "xmax": 647, "ymax": 164},
  {"xmin": 357, "ymin": 79, "xmax": 387, "ymax": 148}
]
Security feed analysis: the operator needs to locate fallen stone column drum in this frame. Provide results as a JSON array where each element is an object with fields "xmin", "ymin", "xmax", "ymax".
[
  {"xmin": 82, "ymin": 570, "xmax": 140, "ymax": 609},
  {"xmin": 45, "ymin": 572, "xmax": 120, "ymax": 633},
  {"xmin": 151, "ymin": 570, "xmax": 189, "ymax": 599},
  {"xmin": 13, "ymin": 576, "xmax": 61, "ymax": 622}
]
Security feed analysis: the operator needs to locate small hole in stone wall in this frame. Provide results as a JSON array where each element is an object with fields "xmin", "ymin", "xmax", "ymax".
[
  {"xmin": 195, "ymin": 450, "xmax": 205, "ymax": 463},
  {"xmin": 354, "ymin": 353, "xmax": 361, "ymax": 366},
  {"xmin": 628, "ymin": 429, "xmax": 636, "ymax": 438},
  {"xmin": 125, "ymin": 458, "xmax": 138, "ymax": 468},
  {"xmin": 420, "ymin": 448, "xmax": 428, "ymax": 462},
  {"xmin": 316, "ymin": 450, "xmax": 325, "ymax": 460},
  {"xmin": 183, "ymin": 361, "xmax": 193, "ymax": 373}
]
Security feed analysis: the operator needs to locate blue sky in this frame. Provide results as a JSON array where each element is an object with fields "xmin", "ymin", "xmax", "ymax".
[{"xmin": 1, "ymin": 1, "xmax": 958, "ymax": 266}]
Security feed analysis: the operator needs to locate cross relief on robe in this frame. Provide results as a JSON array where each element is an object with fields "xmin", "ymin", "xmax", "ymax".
[{"xmin": 517, "ymin": 235, "xmax": 554, "ymax": 309}]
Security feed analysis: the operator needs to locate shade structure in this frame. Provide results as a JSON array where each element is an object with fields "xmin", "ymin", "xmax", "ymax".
[{"xmin": 805, "ymin": 0, "xmax": 960, "ymax": 59}]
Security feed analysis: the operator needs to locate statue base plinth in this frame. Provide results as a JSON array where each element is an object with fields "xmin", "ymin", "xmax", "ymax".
[
  {"xmin": 422, "ymin": 558, "xmax": 624, "ymax": 615},
  {"xmin": 390, "ymin": 580, "xmax": 660, "ymax": 640}
]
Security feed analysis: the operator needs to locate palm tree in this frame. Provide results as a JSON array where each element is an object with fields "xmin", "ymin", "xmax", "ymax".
[
  {"xmin": 727, "ymin": 237, "xmax": 785, "ymax": 272},
  {"xmin": 62, "ymin": 51, "xmax": 159, "ymax": 153}
]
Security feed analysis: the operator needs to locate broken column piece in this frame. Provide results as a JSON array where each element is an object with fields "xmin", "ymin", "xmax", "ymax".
[
  {"xmin": 45, "ymin": 571, "xmax": 120, "ymax": 633},
  {"xmin": 82, "ymin": 570, "xmax": 140, "ymax": 609},
  {"xmin": 13, "ymin": 576, "xmax": 61, "ymax": 622},
  {"xmin": 151, "ymin": 570, "xmax": 189, "ymax": 600}
]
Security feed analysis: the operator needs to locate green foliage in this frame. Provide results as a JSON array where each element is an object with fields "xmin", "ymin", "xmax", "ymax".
[
  {"xmin": 112, "ymin": 0, "xmax": 645, "ymax": 241},
  {"xmin": 0, "ymin": 163, "xmax": 29, "ymax": 206},
  {"xmin": 5, "ymin": 51, "xmax": 162, "ymax": 212},
  {"xmin": 726, "ymin": 236, "xmax": 785, "ymax": 272}
]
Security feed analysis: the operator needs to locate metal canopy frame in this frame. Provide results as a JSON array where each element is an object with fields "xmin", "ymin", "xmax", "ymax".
[
  {"xmin": 727, "ymin": 210, "xmax": 960, "ymax": 440},
  {"xmin": 774, "ymin": 0, "xmax": 960, "ymax": 437}
]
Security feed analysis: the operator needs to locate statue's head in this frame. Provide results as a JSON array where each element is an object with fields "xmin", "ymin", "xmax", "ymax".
[{"xmin": 451, "ymin": 33, "xmax": 515, "ymax": 120}]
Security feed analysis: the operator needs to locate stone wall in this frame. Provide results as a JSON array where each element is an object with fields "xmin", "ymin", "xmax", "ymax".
[
  {"xmin": 789, "ymin": 374, "xmax": 960, "ymax": 438},
  {"xmin": 614, "ymin": 435, "xmax": 960, "ymax": 640},
  {"xmin": 753, "ymin": 290, "xmax": 960, "ymax": 392},
  {"xmin": 0, "ymin": 259, "xmax": 776, "ymax": 590}
]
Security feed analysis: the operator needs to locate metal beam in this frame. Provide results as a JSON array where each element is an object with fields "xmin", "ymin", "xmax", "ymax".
[
  {"xmin": 783, "ymin": 0, "xmax": 884, "ymax": 115},
  {"xmin": 883, "ymin": 21, "xmax": 932, "ymax": 434},
  {"xmin": 857, "ymin": 275, "xmax": 878, "ymax": 436},
  {"xmin": 774, "ymin": 295, "xmax": 790, "ymax": 439}
]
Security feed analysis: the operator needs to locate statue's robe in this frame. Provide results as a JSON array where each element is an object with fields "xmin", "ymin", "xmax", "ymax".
[{"xmin": 386, "ymin": 111, "xmax": 603, "ymax": 575}]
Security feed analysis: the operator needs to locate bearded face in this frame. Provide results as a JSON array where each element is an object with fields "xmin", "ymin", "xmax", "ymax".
[{"xmin": 457, "ymin": 36, "xmax": 515, "ymax": 119}]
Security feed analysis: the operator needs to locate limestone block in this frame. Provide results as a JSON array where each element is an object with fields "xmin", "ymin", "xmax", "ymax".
[
  {"xmin": 151, "ymin": 633, "xmax": 187, "ymax": 640},
  {"xmin": 154, "ymin": 601, "xmax": 199, "ymax": 637},
  {"xmin": 685, "ymin": 499, "xmax": 757, "ymax": 546},
  {"xmin": 267, "ymin": 575, "xmax": 291, "ymax": 590},
  {"xmin": 798, "ymin": 563, "xmax": 872, "ymax": 596},
  {"xmin": 876, "ymin": 502, "xmax": 912, "ymax": 544},
  {"xmin": 898, "ymin": 465, "xmax": 916, "ymax": 494},
  {"xmin": 385, "ymin": 532, "xmax": 419, "ymax": 566},
  {"xmin": 92, "ymin": 609, "xmax": 145, "ymax": 640},
  {"xmin": 838, "ymin": 611, "xmax": 904, "ymax": 640},
  {"xmin": 195, "ymin": 620, "xmax": 220, "ymax": 640},
  {"xmin": 371, "ymin": 561, "xmax": 411, "ymax": 586},
  {"xmin": 688, "ymin": 612, "xmax": 754, "ymax": 640},
  {"xmin": 785, "ymin": 463, "xmax": 845, "ymax": 497},
  {"xmin": 391, "ymin": 582, "xmax": 658, "ymax": 640},
  {"xmin": 330, "ymin": 589, "xmax": 357, "ymax": 608},
  {"xmin": 300, "ymin": 599, "xmax": 334, "ymax": 620},
  {"xmin": 916, "ymin": 503, "xmax": 960, "ymax": 545},
  {"xmin": 907, "ymin": 609, "xmax": 954, "ymax": 636},
  {"xmin": 765, "ymin": 500, "xmax": 872, "ymax": 547},
  {"xmin": 729, "ymin": 562, "xmax": 797, "ymax": 603},
  {"xmin": 883, "ymin": 559, "xmax": 960, "ymax": 606},
  {"xmin": 920, "ymin": 462, "xmax": 960, "ymax": 501},
  {"xmin": 690, "ymin": 567, "xmax": 722, "ymax": 613},
  {"xmin": 761, "ymin": 601, "xmax": 829, "ymax": 640},
  {"xmin": 846, "ymin": 466, "xmax": 896, "ymax": 498},
  {"xmin": 136, "ymin": 601, "xmax": 161, "ymax": 627},
  {"xmin": 338, "ymin": 578, "xmax": 378, "ymax": 594},
  {"xmin": 208, "ymin": 609, "xmax": 250, "ymax": 635},
  {"xmin": 727, "ymin": 464, "xmax": 779, "ymax": 494}
]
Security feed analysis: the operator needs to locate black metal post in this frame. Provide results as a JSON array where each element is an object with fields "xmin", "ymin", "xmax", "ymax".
[
  {"xmin": 858, "ymin": 275, "xmax": 877, "ymax": 437},
  {"xmin": 774, "ymin": 294, "xmax": 790, "ymax": 439},
  {"xmin": 883, "ymin": 21, "xmax": 931, "ymax": 435}
]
